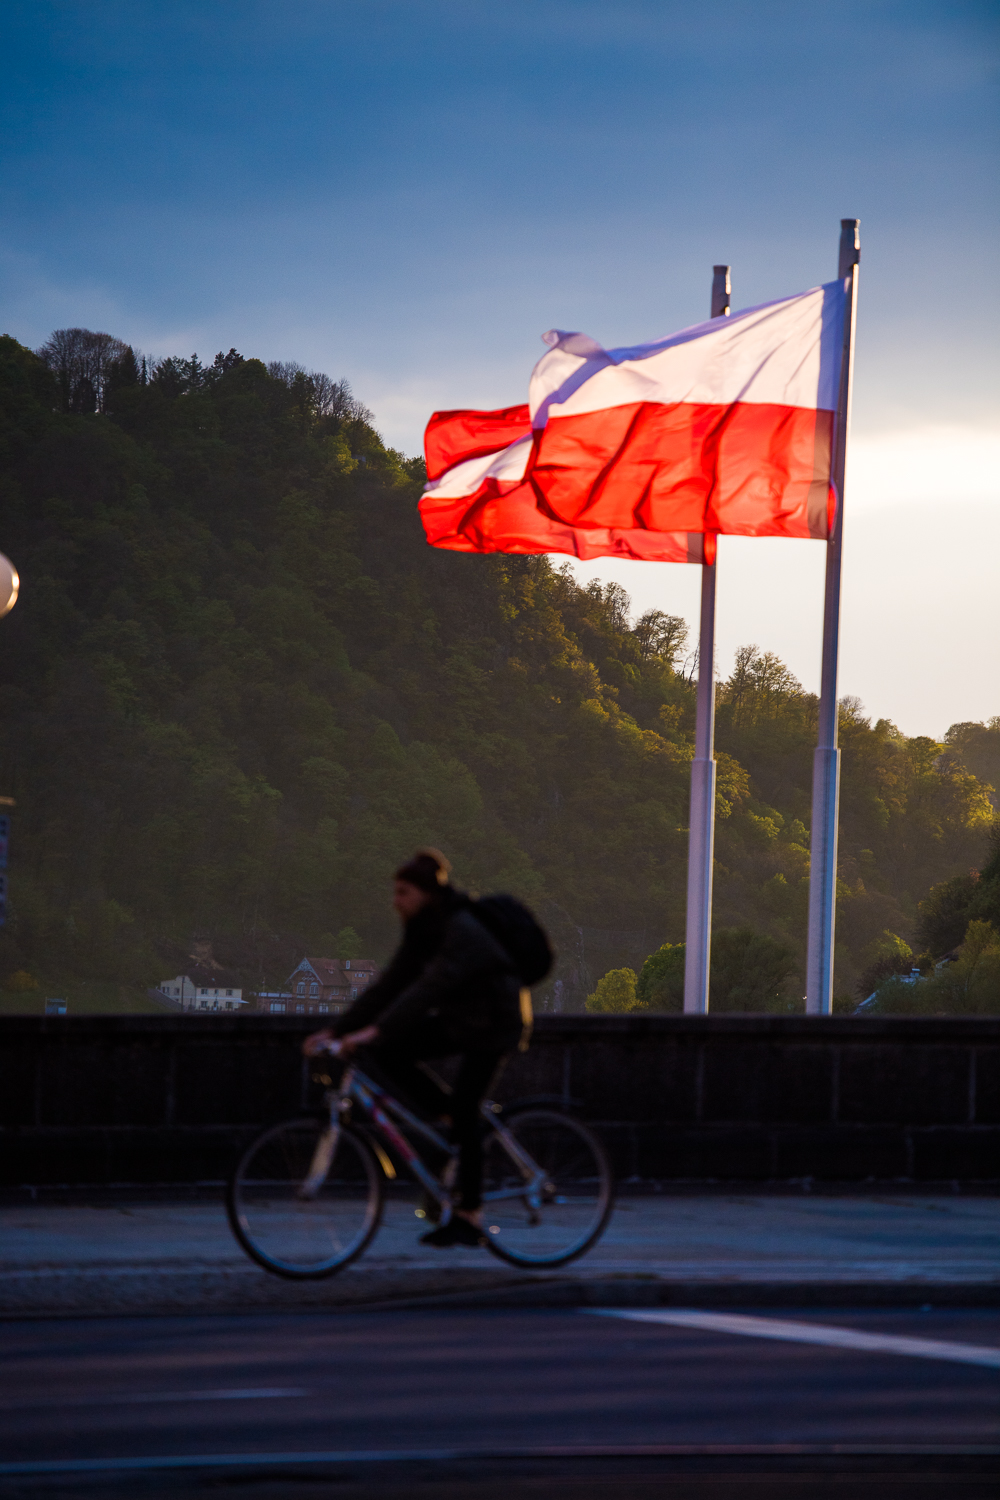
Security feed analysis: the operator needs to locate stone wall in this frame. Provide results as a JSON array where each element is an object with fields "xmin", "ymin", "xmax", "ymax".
[{"xmin": 1, "ymin": 1014, "xmax": 997, "ymax": 1189}]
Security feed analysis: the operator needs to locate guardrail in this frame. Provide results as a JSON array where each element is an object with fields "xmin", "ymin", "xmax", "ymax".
[{"xmin": 1, "ymin": 1013, "xmax": 997, "ymax": 1190}]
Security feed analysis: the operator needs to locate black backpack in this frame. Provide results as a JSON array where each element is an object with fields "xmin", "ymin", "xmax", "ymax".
[{"xmin": 471, "ymin": 894, "xmax": 554, "ymax": 986}]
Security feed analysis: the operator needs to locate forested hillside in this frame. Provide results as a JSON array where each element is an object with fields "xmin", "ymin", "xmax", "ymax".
[{"xmin": 0, "ymin": 331, "xmax": 996, "ymax": 1009}]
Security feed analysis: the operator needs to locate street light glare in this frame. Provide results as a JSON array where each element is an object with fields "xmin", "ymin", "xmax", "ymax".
[{"xmin": 0, "ymin": 554, "xmax": 19, "ymax": 617}]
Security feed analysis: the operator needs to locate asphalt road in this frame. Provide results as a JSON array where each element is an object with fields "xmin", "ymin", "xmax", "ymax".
[{"xmin": 1, "ymin": 1306, "xmax": 997, "ymax": 1498}]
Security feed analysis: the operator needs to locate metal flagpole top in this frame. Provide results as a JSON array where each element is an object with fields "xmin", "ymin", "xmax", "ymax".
[
  {"xmin": 838, "ymin": 220, "xmax": 860, "ymax": 278},
  {"xmin": 711, "ymin": 266, "xmax": 731, "ymax": 318}
]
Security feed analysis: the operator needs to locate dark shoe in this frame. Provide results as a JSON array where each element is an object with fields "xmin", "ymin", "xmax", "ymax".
[{"xmin": 420, "ymin": 1217, "xmax": 486, "ymax": 1248}]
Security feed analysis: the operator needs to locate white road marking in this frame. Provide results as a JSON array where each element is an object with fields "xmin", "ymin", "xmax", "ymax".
[{"xmin": 586, "ymin": 1308, "xmax": 1000, "ymax": 1369}]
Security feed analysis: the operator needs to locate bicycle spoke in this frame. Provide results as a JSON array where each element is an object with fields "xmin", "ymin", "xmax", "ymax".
[
  {"xmin": 481, "ymin": 1109, "xmax": 613, "ymax": 1267},
  {"xmin": 227, "ymin": 1119, "xmax": 382, "ymax": 1278}
]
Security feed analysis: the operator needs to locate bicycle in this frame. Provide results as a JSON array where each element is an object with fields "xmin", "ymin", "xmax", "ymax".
[{"xmin": 227, "ymin": 1039, "xmax": 614, "ymax": 1278}]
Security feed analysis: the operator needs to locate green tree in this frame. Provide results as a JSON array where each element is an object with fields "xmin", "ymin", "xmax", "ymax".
[
  {"xmin": 636, "ymin": 941, "xmax": 685, "ymax": 1011},
  {"xmin": 5, "ymin": 969, "xmax": 38, "ymax": 992},
  {"xmin": 937, "ymin": 920, "xmax": 1000, "ymax": 1013},
  {"xmin": 631, "ymin": 610, "xmax": 688, "ymax": 667},
  {"xmin": 709, "ymin": 925, "xmax": 798, "ymax": 1012},
  {"xmin": 856, "ymin": 930, "xmax": 914, "ymax": 998},
  {"xmin": 939, "ymin": 719, "xmax": 1000, "ymax": 810},
  {"xmin": 585, "ymin": 968, "xmax": 640, "ymax": 1013},
  {"xmin": 335, "ymin": 926, "xmax": 363, "ymax": 960},
  {"xmin": 865, "ymin": 920, "xmax": 1000, "ymax": 1016},
  {"xmin": 968, "ymin": 825, "xmax": 1000, "ymax": 932},
  {"xmin": 918, "ymin": 876, "xmax": 975, "ymax": 956},
  {"xmin": 917, "ymin": 825, "xmax": 1000, "ymax": 957}
]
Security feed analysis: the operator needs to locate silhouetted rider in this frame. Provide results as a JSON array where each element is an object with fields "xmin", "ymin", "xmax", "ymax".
[{"xmin": 303, "ymin": 850, "xmax": 523, "ymax": 1246}]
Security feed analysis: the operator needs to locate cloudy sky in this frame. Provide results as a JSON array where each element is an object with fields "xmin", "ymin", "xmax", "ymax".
[{"xmin": 3, "ymin": 0, "xmax": 998, "ymax": 737}]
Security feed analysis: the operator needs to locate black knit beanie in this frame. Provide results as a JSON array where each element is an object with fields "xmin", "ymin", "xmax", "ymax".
[{"xmin": 394, "ymin": 848, "xmax": 452, "ymax": 894}]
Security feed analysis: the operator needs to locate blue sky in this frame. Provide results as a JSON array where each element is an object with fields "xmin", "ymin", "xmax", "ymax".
[{"xmin": 2, "ymin": 1, "xmax": 998, "ymax": 735}]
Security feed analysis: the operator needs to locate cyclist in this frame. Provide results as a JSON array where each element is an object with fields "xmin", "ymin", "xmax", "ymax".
[{"xmin": 303, "ymin": 850, "xmax": 523, "ymax": 1247}]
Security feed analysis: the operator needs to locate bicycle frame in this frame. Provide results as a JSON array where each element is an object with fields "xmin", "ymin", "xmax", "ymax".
[
  {"xmin": 343, "ymin": 1063, "xmax": 455, "ymax": 1212},
  {"xmin": 303, "ymin": 1042, "xmax": 550, "ymax": 1218}
]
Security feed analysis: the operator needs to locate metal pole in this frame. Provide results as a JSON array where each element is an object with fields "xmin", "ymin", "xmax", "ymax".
[
  {"xmin": 683, "ymin": 266, "xmax": 729, "ymax": 1014},
  {"xmin": 806, "ymin": 220, "xmax": 860, "ymax": 1014}
]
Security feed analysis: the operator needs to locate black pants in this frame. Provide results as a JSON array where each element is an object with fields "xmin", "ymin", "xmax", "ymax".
[{"xmin": 369, "ymin": 1027, "xmax": 505, "ymax": 1212}]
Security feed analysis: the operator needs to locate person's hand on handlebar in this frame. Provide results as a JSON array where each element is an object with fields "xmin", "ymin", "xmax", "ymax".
[
  {"xmin": 337, "ymin": 1024, "xmax": 379, "ymax": 1057},
  {"xmin": 301, "ymin": 1025, "xmax": 379, "ymax": 1059},
  {"xmin": 302, "ymin": 1029, "xmax": 335, "ymax": 1058}
]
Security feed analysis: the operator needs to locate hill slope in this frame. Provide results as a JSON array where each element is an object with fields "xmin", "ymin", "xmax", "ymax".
[{"xmin": 0, "ymin": 333, "xmax": 994, "ymax": 1005}]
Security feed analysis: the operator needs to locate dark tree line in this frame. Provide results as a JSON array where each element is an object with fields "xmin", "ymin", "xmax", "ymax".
[{"xmin": 35, "ymin": 327, "xmax": 372, "ymax": 430}]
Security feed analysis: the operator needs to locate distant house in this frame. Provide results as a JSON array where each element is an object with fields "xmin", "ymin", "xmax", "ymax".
[
  {"xmin": 856, "ymin": 966, "xmax": 925, "ymax": 1012},
  {"xmin": 265, "ymin": 956, "xmax": 377, "ymax": 1017},
  {"xmin": 256, "ymin": 991, "xmax": 293, "ymax": 1014},
  {"xmin": 157, "ymin": 966, "xmax": 247, "ymax": 1013}
]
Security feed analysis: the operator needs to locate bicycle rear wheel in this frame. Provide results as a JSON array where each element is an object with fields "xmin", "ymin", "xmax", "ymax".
[
  {"xmin": 481, "ymin": 1108, "xmax": 614, "ymax": 1267},
  {"xmin": 227, "ymin": 1118, "xmax": 382, "ymax": 1279}
]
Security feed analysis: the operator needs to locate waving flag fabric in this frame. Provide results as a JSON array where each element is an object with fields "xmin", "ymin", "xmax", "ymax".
[
  {"xmin": 420, "ymin": 404, "xmax": 708, "ymax": 563},
  {"xmin": 420, "ymin": 279, "xmax": 846, "ymax": 561},
  {"xmin": 424, "ymin": 403, "xmax": 532, "ymax": 482}
]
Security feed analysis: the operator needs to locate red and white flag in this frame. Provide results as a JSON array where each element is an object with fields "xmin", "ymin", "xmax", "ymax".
[
  {"xmin": 421, "ymin": 404, "xmax": 707, "ymax": 563},
  {"xmin": 420, "ymin": 279, "xmax": 846, "ymax": 562}
]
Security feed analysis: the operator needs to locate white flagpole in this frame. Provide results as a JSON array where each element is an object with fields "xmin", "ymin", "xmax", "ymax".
[
  {"xmin": 806, "ymin": 219, "xmax": 860, "ymax": 1014},
  {"xmin": 683, "ymin": 265, "xmax": 730, "ymax": 1014}
]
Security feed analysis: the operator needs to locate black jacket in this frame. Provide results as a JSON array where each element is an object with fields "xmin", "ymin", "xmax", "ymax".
[{"xmin": 332, "ymin": 890, "xmax": 522, "ymax": 1053}]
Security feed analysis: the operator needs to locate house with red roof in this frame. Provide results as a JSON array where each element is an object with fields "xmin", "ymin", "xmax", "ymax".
[{"xmin": 258, "ymin": 956, "xmax": 377, "ymax": 1017}]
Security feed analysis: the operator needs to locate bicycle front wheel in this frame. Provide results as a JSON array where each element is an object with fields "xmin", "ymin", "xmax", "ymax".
[
  {"xmin": 227, "ymin": 1118, "xmax": 382, "ymax": 1279},
  {"xmin": 481, "ymin": 1108, "xmax": 614, "ymax": 1267}
]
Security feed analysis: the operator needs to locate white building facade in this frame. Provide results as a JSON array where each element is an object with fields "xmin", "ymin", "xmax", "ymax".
[{"xmin": 157, "ymin": 971, "xmax": 247, "ymax": 1013}]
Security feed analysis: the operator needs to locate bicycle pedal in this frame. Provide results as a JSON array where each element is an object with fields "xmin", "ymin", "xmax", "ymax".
[{"xmin": 417, "ymin": 1193, "xmax": 442, "ymax": 1224}]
